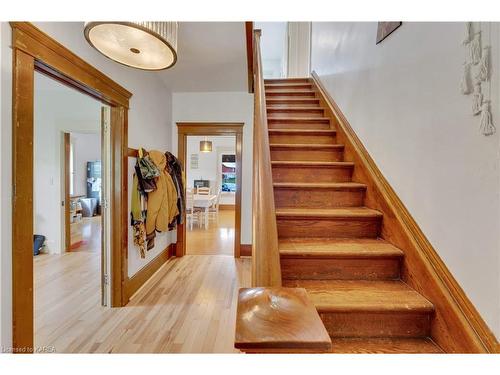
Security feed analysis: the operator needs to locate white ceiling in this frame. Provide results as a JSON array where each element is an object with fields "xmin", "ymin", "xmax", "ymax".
[
  {"xmin": 36, "ymin": 22, "xmax": 249, "ymax": 93},
  {"xmin": 160, "ymin": 22, "xmax": 248, "ymax": 92}
]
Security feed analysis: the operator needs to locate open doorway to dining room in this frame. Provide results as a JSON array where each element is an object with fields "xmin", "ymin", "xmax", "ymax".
[
  {"xmin": 185, "ymin": 135, "xmax": 237, "ymax": 255},
  {"xmin": 176, "ymin": 123, "xmax": 243, "ymax": 258}
]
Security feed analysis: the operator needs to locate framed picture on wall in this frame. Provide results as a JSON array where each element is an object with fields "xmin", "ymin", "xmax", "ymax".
[
  {"xmin": 190, "ymin": 153, "xmax": 199, "ymax": 169},
  {"xmin": 376, "ymin": 22, "xmax": 402, "ymax": 44}
]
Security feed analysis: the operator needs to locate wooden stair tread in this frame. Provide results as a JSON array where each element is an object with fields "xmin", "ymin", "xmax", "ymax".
[
  {"xmin": 301, "ymin": 280, "xmax": 434, "ymax": 313},
  {"xmin": 279, "ymin": 238, "xmax": 403, "ymax": 258},
  {"xmin": 235, "ymin": 287, "xmax": 332, "ymax": 352},
  {"xmin": 330, "ymin": 337, "xmax": 443, "ymax": 354},
  {"xmin": 273, "ymin": 182, "xmax": 365, "ymax": 189},
  {"xmin": 276, "ymin": 207, "xmax": 382, "ymax": 219},
  {"xmin": 270, "ymin": 143, "xmax": 344, "ymax": 149}
]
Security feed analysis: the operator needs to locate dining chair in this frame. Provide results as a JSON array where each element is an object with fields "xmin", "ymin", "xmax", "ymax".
[
  {"xmin": 208, "ymin": 188, "xmax": 221, "ymax": 223},
  {"xmin": 197, "ymin": 186, "xmax": 211, "ymax": 195},
  {"xmin": 186, "ymin": 189, "xmax": 203, "ymax": 230}
]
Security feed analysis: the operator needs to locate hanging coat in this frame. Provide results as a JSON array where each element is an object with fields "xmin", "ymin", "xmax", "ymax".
[
  {"xmin": 135, "ymin": 148, "xmax": 160, "ymax": 193},
  {"xmin": 131, "ymin": 171, "xmax": 148, "ymax": 258},
  {"xmin": 165, "ymin": 151, "xmax": 186, "ymax": 228},
  {"xmin": 145, "ymin": 150, "xmax": 179, "ymax": 249}
]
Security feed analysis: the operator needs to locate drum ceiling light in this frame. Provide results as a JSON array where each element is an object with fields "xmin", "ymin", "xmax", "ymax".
[
  {"xmin": 200, "ymin": 138, "xmax": 213, "ymax": 153},
  {"xmin": 84, "ymin": 22, "xmax": 178, "ymax": 71}
]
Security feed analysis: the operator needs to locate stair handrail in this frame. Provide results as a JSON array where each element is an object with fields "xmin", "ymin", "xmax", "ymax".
[{"xmin": 251, "ymin": 29, "xmax": 282, "ymax": 287}]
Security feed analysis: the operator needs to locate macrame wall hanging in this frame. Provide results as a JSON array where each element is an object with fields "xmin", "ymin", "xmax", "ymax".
[
  {"xmin": 460, "ymin": 62, "xmax": 472, "ymax": 94},
  {"xmin": 460, "ymin": 22, "xmax": 496, "ymax": 136}
]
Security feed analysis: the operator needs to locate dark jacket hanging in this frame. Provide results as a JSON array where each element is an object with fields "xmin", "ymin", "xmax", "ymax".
[{"xmin": 165, "ymin": 151, "xmax": 185, "ymax": 229}]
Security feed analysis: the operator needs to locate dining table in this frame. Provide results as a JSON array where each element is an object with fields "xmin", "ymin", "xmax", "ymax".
[{"xmin": 193, "ymin": 194, "xmax": 217, "ymax": 229}]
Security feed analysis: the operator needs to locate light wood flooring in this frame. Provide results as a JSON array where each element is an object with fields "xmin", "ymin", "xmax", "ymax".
[
  {"xmin": 34, "ymin": 209, "xmax": 250, "ymax": 352},
  {"xmin": 70, "ymin": 216, "xmax": 101, "ymax": 252},
  {"xmin": 186, "ymin": 209, "xmax": 235, "ymax": 256}
]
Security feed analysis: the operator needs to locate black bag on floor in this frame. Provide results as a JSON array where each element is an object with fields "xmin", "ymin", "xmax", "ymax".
[{"xmin": 34, "ymin": 234, "xmax": 45, "ymax": 256}]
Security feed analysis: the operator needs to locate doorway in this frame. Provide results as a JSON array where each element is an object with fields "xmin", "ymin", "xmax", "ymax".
[
  {"xmin": 10, "ymin": 22, "xmax": 131, "ymax": 351},
  {"xmin": 33, "ymin": 71, "xmax": 111, "ymax": 348},
  {"xmin": 185, "ymin": 135, "xmax": 237, "ymax": 255},
  {"xmin": 176, "ymin": 123, "xmax": 243, "ymax": 258}
]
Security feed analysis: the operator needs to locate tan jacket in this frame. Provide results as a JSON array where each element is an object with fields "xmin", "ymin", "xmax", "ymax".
[{"xmin": 146, "ymin": 150, "xmax": 179, "ymax": 235}]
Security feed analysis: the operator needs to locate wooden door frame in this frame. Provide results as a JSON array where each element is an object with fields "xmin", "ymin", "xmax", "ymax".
[
  {"xmin": 10, "ymin": 22, "xmax": 132, "ymax": 351},
  {"xmin": 176, "ymin": 122, "xmax": 244, "ymax": 258},
  {"xmin": 63, "ymin": 132, "xmax": 71, "ymax": 251}
]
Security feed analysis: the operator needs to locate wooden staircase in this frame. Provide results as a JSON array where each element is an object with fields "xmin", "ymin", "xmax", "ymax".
[{"xmin": 264, "ymin": 77, "xmax": 443, "ymax": 354}]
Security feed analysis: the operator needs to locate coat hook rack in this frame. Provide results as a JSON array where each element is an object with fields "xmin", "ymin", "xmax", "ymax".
[{"xmin": 127, "ymin": 147, "xmax": 139, "ymax": 157}]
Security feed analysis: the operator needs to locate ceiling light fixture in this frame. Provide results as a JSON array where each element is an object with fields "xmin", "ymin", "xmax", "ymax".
[
  {"xmin": 84, "ymin": 22, "xmax": 178, "ymax": 71},
  {"xmin": 200, "ymin": 138, "xmax": 213, "ymax": 153}
]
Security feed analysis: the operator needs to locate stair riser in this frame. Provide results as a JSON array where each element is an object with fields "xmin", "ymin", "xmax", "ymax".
[
  {"xmin": 274, "ymin": 188, "xmax": 364, "ymax": 208},
  {"xmin": 265, "ymin": 78, "xmax": 310, "ymax": 84},
  {"xmin": 267, "ymin": 100, "xmax": 320, "ymax": 107},
  {"xmin": 271, "ymin": 148, "xmax": 344, "ymax": 162},
  {"xmin": 268, "ymin": 122, "xmax": 331, "ymax": 130},
  {"xmin": 272, "ymin": 166, "xmax": 353, "ymax": 183},
  {"xmin": 267, "ymin": 110, "xmax": 324, "ymax": 118},
  {"xmin": 266, "ymin": 92, "xmax": 316, "ymax": 98},
  {"xmin": 281, "ymin": 257, "xmax": 401, "ymax": 281},
  {"xmin": 276, "ymin": 217, "xmax": 381, "ymax": 238},
  {"xmin": 319, "ymin": 312, "xmax": 431, "ymax": 338},
  {"xmin": 266, "ymin": 84, "xmax": 313, "ymax": 90},
  {"xmin": 269, "ymin": 133, "xmax": 336, "ymax": 145}
]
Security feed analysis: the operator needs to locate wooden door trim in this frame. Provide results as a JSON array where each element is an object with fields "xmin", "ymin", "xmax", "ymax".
[
  {"xmin": 12, "ymin": 22, "xmax": 131, "ymax": 106},
  {"xmin": 176, "ymin": 122, "xmax": 244, "ymax": 258},
  {"xmin": 11, "ymin": 22, "xmax": 131, "ymax": 351}
]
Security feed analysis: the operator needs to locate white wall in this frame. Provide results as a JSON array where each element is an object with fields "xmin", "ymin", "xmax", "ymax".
[
  {"xmin": 71, "ymin": 133, "xmax": 101, "ymax": 197},
  {"xmin": 33, "ymin": 73, "xmax": 102, "ymax": 254},
  {"xmin": 172, "ymin": 92, "xmax": 253, "ymax": 243},
  {"xmin": 0, "ymin": 22, "xmax": 173, "ymax": 348},
  {"xmin": 0, "ymin": 21, "xmax": 4, "ymax": 349},
  {"xmin": 255, "ymin": 22, "xmax": 288, "ymax": 79},
  {"xmin": 311, "ymin": 22, "xmax": 500, "ymax": 338},
  {"xmin": 288, "ymin": 22, "xmax": 311, "ymax": 78},
  {"xmin": 0, "ymin": 21, "xmax": 11, "ymax": 350}
]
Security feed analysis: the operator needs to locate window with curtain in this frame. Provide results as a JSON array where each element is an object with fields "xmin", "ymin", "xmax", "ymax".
[{"xmin": 221, "ymin": 154, "xmax": 236, "ymax": 192}]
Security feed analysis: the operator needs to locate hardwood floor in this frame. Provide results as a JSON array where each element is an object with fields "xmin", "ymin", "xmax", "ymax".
[
  {"xmin": 34, "ymin": 249, "xmax": 250, "ymax": 352},
  {"xmin": 35, "ymin": 205, "xmax": 248, "ymax": 353},
  {"xmin": 69, "ymin": 216, "xmax": 102, "ymax": 252},
  {"xmin": 186, "ymin": 209, "xmax": 235, "ymax": 256}
]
